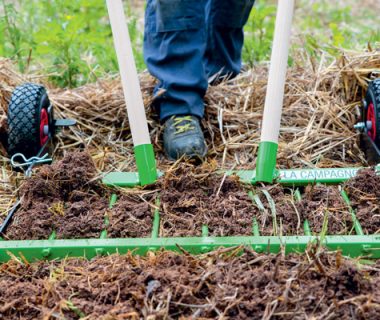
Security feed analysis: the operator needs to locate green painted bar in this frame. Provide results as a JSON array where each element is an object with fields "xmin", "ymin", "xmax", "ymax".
[
  {"xmin": 1, "ymin": 235, "xmax": 380, "ymax": 262},
  {"xmin": 255, "ymin": 141, "xmax": 279, "ymax": 183},
  {"xmin": 103, "ymin": 171, "xmax": 164, "ymax": 187},
  {"xmin": 134, "ymin": 143, "xmax": 157, "ymax": 186},
  {"xmin": 237, "ymin": 165, "xmax": 380, "ymax": 186},
  {"xmin": 103, "ymin": 166, "xmax": 380, "ymax": 187}
]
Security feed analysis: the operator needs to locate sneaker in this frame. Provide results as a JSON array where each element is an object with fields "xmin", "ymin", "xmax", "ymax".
[{"xmin": 163, "ymin": 115, "xmax": 207, "ymax": 161}]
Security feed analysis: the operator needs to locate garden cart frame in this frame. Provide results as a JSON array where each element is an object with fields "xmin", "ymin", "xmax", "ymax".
[{"xmin": 1, "ymin": 0, "xmax": 380, "ymax": 263}]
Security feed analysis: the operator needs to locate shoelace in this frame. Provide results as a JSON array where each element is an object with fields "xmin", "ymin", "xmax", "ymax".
[{"xmin": 172, "ymin": 116, "xmax": 195, "ymax": 134}]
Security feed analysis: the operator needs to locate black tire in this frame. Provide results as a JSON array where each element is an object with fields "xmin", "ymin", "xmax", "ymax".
[
  {"xmin": 7, "ymin": 83, "xmax": 51, "ymax": 158},
  {"xmin": 364, "ymin": 78, "xmax": 380, "ymax": 147}
]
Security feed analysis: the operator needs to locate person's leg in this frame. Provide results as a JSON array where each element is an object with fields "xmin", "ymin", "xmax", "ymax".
[
  {"xmin": 205, "ymin": 0, "xmax": 255, "ymax": 81},
  {"xmin": 144, "ymin": 0, "xmax": 208, "ymax": 121}
]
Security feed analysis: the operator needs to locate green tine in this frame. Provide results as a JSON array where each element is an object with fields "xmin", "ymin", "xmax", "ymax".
[
  {"xmin": 294, "ymin": 189, "xmax": 302, "ymax": 202},
  {"xmin": 109, "ymin": 194, "xmax": 118, "ymax": 208},
  {"xmin": 294, "ymin": 188, "xmax": 312, "ymax": 236},
  {"xmin": 248, "ymin": 191, "xmax": 265, "ymax": 211},
  {"xmin": 42, "ymin": 231, "xmax": 57, "ymax": 257},
  {"xmin": 340, "ymin": 190, "xmax": 364, "ymax": 236},
  {"xmin": 303, "ymin": 220, "xmax": 312, "ymax": 236},
  {"xmin": 248, "ymin": 191, "xmax": 265, "ymax": 236},
  {"xmin": 202, "ymin": 225, "xmax": 209, "ymax": 237},
  {"xmin": 151, "ymin": 198, "xmax": 161, "ymax": 239},
  {"xmin": 252, "ymin": 218, "xmax": 260, "ymax": 236},
  {"xmin": 261, "ymin": 189, "xmax": 278, "ymax": 236},
  {"xmin": 100, "ymin": 194, "xmax": 117, "ymax": 239}
]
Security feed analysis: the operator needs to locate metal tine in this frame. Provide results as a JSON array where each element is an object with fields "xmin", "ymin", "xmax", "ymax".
[
  {"xmin": 151, "ymin": 198, "xmax": 161, "ymax": 239},
  {"xmin": 293, "ymin": 189, "xmax": 312, "ymax": 236},
  {"xmin": 252, "ymin": 218, "xmax": 260, "ymax": 237},
  {"xmin": 340, "ymin": 189, "xmax": 364, "ymax": 236},
  {"xmin": 100, "ymin": 194, "xmax": 117, "ymax": 239},
  {"xmin": 202, "ymin": 225, "xmax": 209, "ymax": 237},
  {"xmin": 248, "ymin": 191, "xmax": 265, "ymax": 236},
  {"xmin": 48, "ymin": 231, "xmax": 56, "ymax": 240},
  {"xmin": 261, "ymin": 190, "xmax": 278, "ymax": 236}
]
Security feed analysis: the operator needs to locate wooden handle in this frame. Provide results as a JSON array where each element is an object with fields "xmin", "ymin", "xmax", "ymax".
[
  {"xmin": 106, "ymin": 0, "xmax": 151, "ymax": 146},
  {"xmin": 260, "ymin": 0, "xmax": 295, "ymax": 143}
]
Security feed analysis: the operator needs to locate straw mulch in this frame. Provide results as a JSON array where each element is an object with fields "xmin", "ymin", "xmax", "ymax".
[
  {"xmin": 1, "ymin": 247, "xmax": 380, "ymax": 319},
  {"xmin": 0, "ymin": 50, "xmax": 379, "ymax": 217}
]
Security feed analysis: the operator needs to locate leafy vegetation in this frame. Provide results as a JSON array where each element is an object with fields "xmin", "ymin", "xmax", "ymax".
[
  {"xmin": 242, "ymin": 0, "xmax": 380, "ymax": 65},
  {"xmin": 0, "ymin": 0, "xmax": 378, "ymax": 88},
  {"xmin": 0, "ymin": 0, "xmax": 142, "ymax": 87}
]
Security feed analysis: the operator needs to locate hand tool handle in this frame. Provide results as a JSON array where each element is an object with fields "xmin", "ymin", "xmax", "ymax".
[
  {"xmin": 256, "ymin": 0, "xmax": 295, "ymax": 183},
  {"xmin": 106, "ymin": 0, "xmax": 157, "ymax": 185},
  {"xmin": 106, "ymin": 0, "xmax": 151, "ymax": 146}
]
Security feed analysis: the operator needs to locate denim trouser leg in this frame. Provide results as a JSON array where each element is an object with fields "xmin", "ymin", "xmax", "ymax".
[
  {"xmin": 205, "ymin": 0, "xmax": 256, "ymax": 79},
  {"xmin": 144, "ymin": 0, "xmax": 208, "ymax": 121},
  {"xmin": 143, "ymin": 0, "xmax": 255, "ymax": 121}
]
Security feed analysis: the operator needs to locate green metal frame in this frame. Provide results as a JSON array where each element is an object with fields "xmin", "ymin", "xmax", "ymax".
[
  {"xmin": 103, "ymin": 165, "xmax": 380, "ymax": 187},
  {"xmin": 1, "ymin": 166, "xmax": 379, "ymax": 263},
  {"xmin": 1, "ymin": 236, "xmax": 380, "ymax": 262}
]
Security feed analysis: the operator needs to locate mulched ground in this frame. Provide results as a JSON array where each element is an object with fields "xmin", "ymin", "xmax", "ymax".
[
  {"xmin": 107, "ymin": 193, "xmax": 156, "ymax": 238},
  {"xmin": 254, "ymin": 185, "xmax": 301, "ymax": 236},
  {"xmin": 249, "ymin": 184, "xmax": 353, "ymax": 236},
  {"xmin": 297, "ymin": 185, "xmax": 353, "ymax": 235},
  {"xmin": 6, "ymin": 152, "xmax": 108, "ymax": 240},
  {"xmin": 0, "ymin": 248, "xmax": 380, "ymax": 319},
  {"xmin": 5, "ymin": 152, "xmax": 157, "ymax": 240},
  {"xmin": 5, "ymin": 154, "xmax": 380, "ymax": 240},
  {"xmin": 159, "ymin": 164, "xmax": 259, "ymax": 237},
  {"xmin": 344, "ymin": 168, "xmax": 380, "ymax": 234}
]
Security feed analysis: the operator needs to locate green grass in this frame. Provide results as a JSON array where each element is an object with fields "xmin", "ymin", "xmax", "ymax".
[
  {"xmin": 0, "ymin": 0, "xmax": 143, "ymax": 88},
  {"xmin": 0, "ymin": 0, "xmax": 378, "ymax": 88}
]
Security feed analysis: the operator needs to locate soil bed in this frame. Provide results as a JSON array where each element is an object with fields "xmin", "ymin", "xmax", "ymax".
[
  {"xmin": 253, "ymin": 185, "xmax": 301, "ymax": 236},
  {"xmin": 107, "ymin": 193, "xmax": 156, "ymax": 238},
  {"xmin": 158, "ymin": 164, "xmax": 259, "ymax": 237},
  {"xmin": 5, "ymin": 152, "xmax": 156, "ymax": 240},
  {"xmin": 0, "ymin": 248, "xmax": 379, "ymax": 319},
  {"xmin": 253, "ymin": 184, "xmax": 352, "ymax": 236},
  {"xmin": 297, "ymin": 185, "xmax": 352, "ymax": 235},
  {"xmin": 344, "ymin": 168, "xmax": 380, "ymax": 234}
]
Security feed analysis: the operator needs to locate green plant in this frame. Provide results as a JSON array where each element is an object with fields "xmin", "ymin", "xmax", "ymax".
[
  {"xmin": 0, "ymin": 0, "xmax": 31, "ymax": 72},
  {"xmin": 243, "ymin": 0, "xmax": 380, "ymax": 65},
  {"xmin": 0, "ymin": 0, "xmax": 145, "ymax": 88},
  {"xmin": 243, "ymin": 1, "xmax": 277, "ymax": 66}
]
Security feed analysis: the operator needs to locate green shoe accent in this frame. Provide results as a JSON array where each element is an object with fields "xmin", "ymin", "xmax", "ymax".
[
  {"xmin": 256, "ymin": 141, "xmax": 278, "ymax": 183},
  {"xmin": 134, "ymin": 144, "xmax": 157, "ymax": 185}
]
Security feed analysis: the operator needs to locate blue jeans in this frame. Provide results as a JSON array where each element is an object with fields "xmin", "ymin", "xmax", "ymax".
[{"xmin": 144, "ymin": 0, "xmax": 255, "ymax": 121}]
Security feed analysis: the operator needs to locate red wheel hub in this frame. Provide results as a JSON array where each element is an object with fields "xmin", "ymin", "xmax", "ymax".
[
  {"xmin": 367, "ymin": 103, "xmax": 377, "ymax": 141},
  {"xmin": 40, "ymin": 108, "xmax": 49, "ymax": 146}
]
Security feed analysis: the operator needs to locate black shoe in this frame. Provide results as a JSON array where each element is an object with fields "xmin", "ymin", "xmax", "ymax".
[{"xmin": 163, "ymin": 115, "xmax": 207, "ymax": 161}]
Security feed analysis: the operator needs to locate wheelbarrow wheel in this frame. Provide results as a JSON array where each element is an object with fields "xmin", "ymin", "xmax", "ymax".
[
  {"xmin": 364, "ymin": 78, "xmax": 380, "ymax": 146},
  {"xmin": 7, "ymin": 83, "xmax": 52, "ymax": 158}
]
